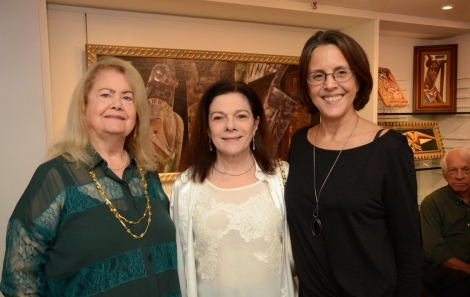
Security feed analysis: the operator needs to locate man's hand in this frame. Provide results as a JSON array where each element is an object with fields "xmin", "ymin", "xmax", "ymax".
[{"xmin": 442, "ymin": 258, "xmax": 470, "ymax": 274}]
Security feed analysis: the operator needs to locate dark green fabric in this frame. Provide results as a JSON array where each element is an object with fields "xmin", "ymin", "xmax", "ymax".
[
  {"xmin": 0, "ymin": 152, "xmax": 181, "ymax": 297},
  {"xmin": 420, "ymin": 185, "xmax": 470, "ymax": 265}
]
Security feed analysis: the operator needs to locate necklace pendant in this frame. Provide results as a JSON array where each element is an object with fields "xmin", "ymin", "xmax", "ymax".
[{"xmin": 311, "ymin": 217, "xmax": 322, "ymax": 237}]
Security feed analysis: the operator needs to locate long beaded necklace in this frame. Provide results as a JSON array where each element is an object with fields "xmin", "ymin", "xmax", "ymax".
[
  {"xmin": 89, "ymin": 162, "xmax": 152, "ymax": 239},
  {"xmin": 311, "ymin": 116, "xmax": 359, "ymax": 237}
]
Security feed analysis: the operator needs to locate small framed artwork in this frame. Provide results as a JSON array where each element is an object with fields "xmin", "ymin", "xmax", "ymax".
[
  {"xmin": 413, "ymin": 44, "xmax": 457, "ymax": 113},
  {"xmin": 378, "ymin": 67, "xmax": 408, "ymax": 109},
  {"xmin": 86, "ymin": 44, "xmax": 310, "ymax": 182},
  {"xmin": 378, "ymin": 121, "xmax": 445, "ymax": 160}
]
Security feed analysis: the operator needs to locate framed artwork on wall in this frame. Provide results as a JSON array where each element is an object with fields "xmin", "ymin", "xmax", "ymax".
[
  {"xmin": 378, "ymin": 121, "xmax": 445, "ymax": 160},
  {"xmin": 377, "ymin": 67, "xmax": 408, "ymax": 112},
  {"xmin": 413, "ymin": 44, "xmax": 457, "ymax": 113},
  {"xmin": 86, "ymin": 44, "xmax": 310, "ymax": 182}
]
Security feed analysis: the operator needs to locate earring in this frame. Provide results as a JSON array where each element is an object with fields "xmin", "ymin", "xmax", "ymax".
[
  {"xmin": 209, "ymin": 139, "xmax": 213, "ymax": 152},
  {"xmin": 252, "ymin": 137, "xmax": 255, "ymax": 150},
  {"xmin": 133, "ymin": 127, "xmax": 138, "ymax": 140}
]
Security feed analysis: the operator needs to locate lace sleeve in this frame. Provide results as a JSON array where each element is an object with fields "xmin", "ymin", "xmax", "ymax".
[
  {"xmin": 1, "ymin": 218, "xmax": 49, "ymax": 296},
  {"xmin": 1, "ymin": 162, "xmax": 66, "ymax": 296}
]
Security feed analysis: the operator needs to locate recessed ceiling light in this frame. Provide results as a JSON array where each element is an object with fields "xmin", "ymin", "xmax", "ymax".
[{"xmin": 441, "ymin": 5, "xmax": 454, "ymax": 10}]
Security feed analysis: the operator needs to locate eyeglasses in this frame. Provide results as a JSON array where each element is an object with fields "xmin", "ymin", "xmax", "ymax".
[
  {"xmin": 447, "ymin": 167, "xmax": 470, "ymax": 176},
  {"xmin": 306, "ymin": 68, "xmax": 355, "ymax": 86}
]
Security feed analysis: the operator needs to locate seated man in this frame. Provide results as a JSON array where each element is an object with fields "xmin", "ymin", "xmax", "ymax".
[{"xmin": 420, "ymin": 147, "xmax": 470, "ymax": 297}]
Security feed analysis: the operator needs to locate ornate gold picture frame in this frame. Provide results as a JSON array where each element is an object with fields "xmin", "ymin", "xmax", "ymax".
[
  {"xmin": 378, "ymin": 121, "xmax": 445, "ymax": 160},
  {"xmin": 86, "ymin": 44, "xmax": 308, "ymax": 182}
]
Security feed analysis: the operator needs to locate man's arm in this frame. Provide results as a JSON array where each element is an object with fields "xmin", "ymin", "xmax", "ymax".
[
  {"xmin": 420, "ymin": 197, "xmax": 456, "ymax": 265},
  {"xmin": 442, "ymin": 257, "xmax": 470, "ymax": 274}
]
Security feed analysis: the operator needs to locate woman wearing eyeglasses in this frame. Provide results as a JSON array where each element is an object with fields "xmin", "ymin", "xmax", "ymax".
[{"xmin": 285, "ymin": 30, "xmax": 422, "ymax": 297}]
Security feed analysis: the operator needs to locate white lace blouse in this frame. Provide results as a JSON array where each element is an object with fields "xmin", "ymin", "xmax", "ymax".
[{"xmin": 192, "ymin": 180, "xmax": 283, "ymax": 297}]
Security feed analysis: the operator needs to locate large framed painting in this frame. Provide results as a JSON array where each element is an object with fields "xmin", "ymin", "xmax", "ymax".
[
  {"xmin": 413, "ymin": 44, "xmax": 457, "ymax": 113},
  {"xmin": 86, "ymin": 44, "xmax": 311, "ymax": 182},
  {"xmin": 378, "ymin": 121, "xmax": 445, "ymax": 160}
]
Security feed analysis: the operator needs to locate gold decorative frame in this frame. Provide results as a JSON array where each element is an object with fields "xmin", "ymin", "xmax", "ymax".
[
  {"xmin": 413, "ymin": 44, "xmax": 457, "ymax": 113},
  {"xmin": 86, "ymin": 44, "xmax": 305, "ymax": 182},
  {"xmin": 378, "ymin": 121, "xmax": 445, "ymax": 160},
  {"xmin": 86, "ymin": 45, "xmax": 298, "ymax": 67}
]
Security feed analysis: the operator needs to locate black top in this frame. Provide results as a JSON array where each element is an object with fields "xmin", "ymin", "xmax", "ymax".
[{"xmin": 285, "ymin": 127, "xmax": 421, "ymax": 297}]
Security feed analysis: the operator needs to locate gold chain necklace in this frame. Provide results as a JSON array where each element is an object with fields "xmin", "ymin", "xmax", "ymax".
[
  {"xmin": 89, "ymin": 162, "xmax": 152, "ymax": 239},
  {"xmin": 108, "ymin": 152, "xmax": 129, "ymax": 171}
]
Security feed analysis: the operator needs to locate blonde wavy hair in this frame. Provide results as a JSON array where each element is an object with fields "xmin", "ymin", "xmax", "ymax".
[{"xmin": 48, "ymin": 57, "xmax": 157, "ymax": 172}]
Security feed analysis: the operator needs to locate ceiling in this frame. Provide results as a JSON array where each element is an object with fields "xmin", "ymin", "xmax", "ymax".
[
  {"xmin": 47, "ymin": 0, "xmax": 470, "ymax": 39},
  {"xmin": 293, "ymin": 0, "xmax": 470, "ymax": 22}
]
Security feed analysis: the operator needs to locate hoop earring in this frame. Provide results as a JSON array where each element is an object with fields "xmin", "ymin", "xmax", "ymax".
[
  {"xmin": 209, "ymin": 139, "xmax": 213, "ymax": 152},
  {"xmin": 252, "ymin": 137, "xmax": 255, "ymax": 150}
]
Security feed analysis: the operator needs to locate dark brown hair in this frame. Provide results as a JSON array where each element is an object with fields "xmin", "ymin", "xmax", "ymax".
[
  {"xmin": 182, "ymin": 81, "xmax": 276, "ymax": 183},
  {"xmin": 298, "ymin": 30, "xmax": 373, "ymax": 114}
]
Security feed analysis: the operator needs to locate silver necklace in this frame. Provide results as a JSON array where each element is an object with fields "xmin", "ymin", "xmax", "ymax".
[
  {"xmin": 312, "ymin": 116, "xmax": 359, "ymax": 237},
  {"xmin": 213, "ymin": 162, "xmax": 255, "ymax": 176}
]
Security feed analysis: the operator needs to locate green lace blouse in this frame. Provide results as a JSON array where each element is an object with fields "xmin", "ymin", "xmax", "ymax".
[{"xmin": 0, "ymin": 151, "xmax": 181, "ymax": 297}]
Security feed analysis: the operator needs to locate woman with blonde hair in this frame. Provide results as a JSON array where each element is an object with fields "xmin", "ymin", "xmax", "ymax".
[{"xmin": 0, "ymin": 57, "xmax": 181, "ymax": 297}]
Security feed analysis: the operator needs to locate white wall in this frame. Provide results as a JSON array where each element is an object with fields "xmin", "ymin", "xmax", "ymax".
[
  {"xmin": 0, "ymin": 0, "xmax": 49, "ymax": 279},
  {"xmin": 343, "ymin": 20, "xmax": 380, "ymax": 123},
  {"xmin": 378, "ymin": 33, "xmax": 470, "ymax": 203},
  {"xmin": 378, "ymin": 35, "xmax": 433, "ymax": 112}
]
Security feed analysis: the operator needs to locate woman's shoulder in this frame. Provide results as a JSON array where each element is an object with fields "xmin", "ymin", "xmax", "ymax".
[
  {"xmin": 291, "ymin": 126, "xmax": 312, "ymax": 144},
  {"xmin": 377, "ymin": 128, "xmax": 407, "ymax": 146},
  {"xmin": 367, "ymin": 128, "xmax": 412, "ymax": 161},
  {"xmin": 15, "ymin": 156, "xmax": 72, "ymax": 216},
  {"xmin": 360, "ymin": 120, "xmax": 406, "ymax": 146},
  {"xmin": 170, "ymin": 169, "xmax": 202, "ymax": 204},
  {"xmin": 173, "ymin": 167, "xmax": 198, "ymax": 187},
  {"xmin": 34, "ymin": 155, "xmax": 70, "ymax": 178},
  {"xmin": 292, "ymin": 126, "xmax": 311, "ymax": 136}
]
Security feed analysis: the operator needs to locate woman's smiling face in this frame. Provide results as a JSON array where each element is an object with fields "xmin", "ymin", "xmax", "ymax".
[
  {"xmin": 208, "ymin": 92, "xmax": 259, "ymax": 159},
  {"xmin": 85, "ymin": 69, "xmax": 136, "ymax": 143},
  {"xmin": 307, "ymin": 44, "xmax": 359, "ymax": 119}
]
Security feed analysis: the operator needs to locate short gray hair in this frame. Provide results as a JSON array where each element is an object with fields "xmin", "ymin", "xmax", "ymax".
[{"xmin": 440, "ymin": 147, "xmax": 470, "ymax": 172}]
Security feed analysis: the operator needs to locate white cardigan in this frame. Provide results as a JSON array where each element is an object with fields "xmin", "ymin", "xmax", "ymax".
[{"xmin": 170, "ymin": 161, "xmax": 297, "ymax": 297}]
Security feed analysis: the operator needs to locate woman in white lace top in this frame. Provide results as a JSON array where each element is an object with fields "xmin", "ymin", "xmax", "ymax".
[{"xmin": 170, "ymin": 81, "xmax": 296, "ymax": 297}]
